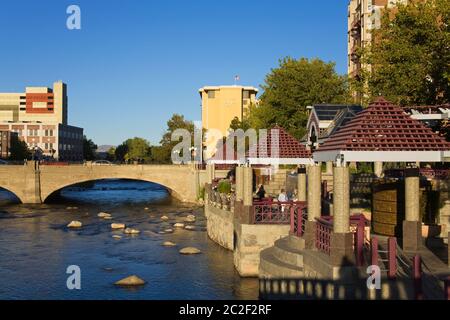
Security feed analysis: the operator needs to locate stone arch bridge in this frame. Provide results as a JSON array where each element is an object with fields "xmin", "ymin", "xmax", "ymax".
[{"xmin": 0, "ymin": 162, "xmax": 200, "ymax": 204}]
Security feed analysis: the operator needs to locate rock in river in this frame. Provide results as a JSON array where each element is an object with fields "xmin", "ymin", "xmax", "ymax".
[
  {"xmin": 185, "ymin": 225, "xmax": 196, "ymax": 231},
  {"xmin": 184, "ymin": 215, "xmax": 196, "ymax": 223},
  {"xmin": 173, "ymin": 223, "xmax": 185, "ymax": 228},
  {"xmin": 160, "ymin": 215, "xmax": 169, "ymax": 221},
  {"xmin": 114, "ymin": 275, "xmax": 146, "ymax": 286},
  {"xmin": 124, "ymin": 228, "xmax": 140, "ymax": 235},
  {"xmin": 67, "ymin": 221, "xmax": 82, "ymax": 228},
  {"xmin": 179, "ymin": 247, "xmax": 201, "ymax": 255},
  {"xmin": 112, "ymin": 235, "xmax": 122, "ymax": 240},
  {"xmin": 98, "ymin": 212, "xmax": 112, "ymax": 218},
  {"xmin": 162, "ymin": 241, "xmax": 176, "ymax": 247},
  {"xmin": 111, "ymin": 223, "xmax": 126, "ymax": 230}
]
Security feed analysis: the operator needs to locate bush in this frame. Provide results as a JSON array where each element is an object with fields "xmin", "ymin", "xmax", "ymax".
[
  {"xmin": 198, "ymin": 186, "xmax": 205, "ymax": 200},
  {"xmin": 217, "ymin": 179, "xmax": 232, "ymax": 194}
]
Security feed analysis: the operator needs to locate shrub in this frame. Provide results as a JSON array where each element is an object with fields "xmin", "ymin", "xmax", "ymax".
[
  {"xmin": 198, "ymin": 186, "xmax": 205, "ymax": 200},
  {"xmin": 217, "ymin": 179, "xmax": 232, "ymax": 194}
]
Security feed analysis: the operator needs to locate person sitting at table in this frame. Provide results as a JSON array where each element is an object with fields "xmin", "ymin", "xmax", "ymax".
[
  {"xmin": 277, "ymin": 189, "xmax": 288, "ymax": 212},
  {"xmin": 278, "ymin": 189, "xmax": 288, "ymax": 202},
  {"xmin": 256, "ymin": 184, "xmax": 266, "ymax": 200}
]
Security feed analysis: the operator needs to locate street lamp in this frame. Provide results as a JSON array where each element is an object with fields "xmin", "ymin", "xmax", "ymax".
[{"xmin": 173, "ymin": 149, "xmax": 181, "ymax": 165}]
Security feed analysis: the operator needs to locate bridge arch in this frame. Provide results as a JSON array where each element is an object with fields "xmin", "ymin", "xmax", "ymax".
[
  {"xmin": 39, "ymin": 165, "xmax": 198, "ymax": 204},
  {"xmin": 42, "ymin": 177, "xmax": 184, "ymax": 203},
  {"xmin": 0, "ymin": 186, "xmax": 22, "ymax": 203}
]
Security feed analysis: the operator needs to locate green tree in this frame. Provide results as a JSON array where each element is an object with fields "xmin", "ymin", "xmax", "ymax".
[
  {"xmin": 9, "ymin": 135, "xmax": 31, "ymax": 160},
  {"xmin": 151, "ymin": 114, "xmax": 195, "ymax": 163},
  {"xmin": 83, "ymin": 136, "xmax": 98, "ymax": 161},
  {"xmin": 361, "ymin": 0, "xmax": 450, "ymax": 105},
  {"xmin": 106, "ymin": 147, "xmax": 116, "ymax": 162},
  {"xmin": 125, "ymin": 137, "xmax": 151, "ymax": 162},
  {"xmin": 255, "ymin": 57, "xmax": 350, "ymax": 139},
  {"xmin": 115, "ymin": 143, "xmax": 128, "ymax": 162}
]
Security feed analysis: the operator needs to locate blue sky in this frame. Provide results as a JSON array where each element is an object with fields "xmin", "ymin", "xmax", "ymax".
[{"xmin": 0, "ymin": 0, "xmax": 349, "ymax": 145}]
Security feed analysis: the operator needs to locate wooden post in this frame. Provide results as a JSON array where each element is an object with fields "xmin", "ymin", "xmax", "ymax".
[
  {"xmin": 413, "ymin": 255, "xmax": 423, "ymax": 300},
  {"xmin": 371, "ymin": 237, "xmax": 378, "ymax": 267},
  {"xmin": 388, "ymin": 237, "xmax": 397, "ymax": 280}
]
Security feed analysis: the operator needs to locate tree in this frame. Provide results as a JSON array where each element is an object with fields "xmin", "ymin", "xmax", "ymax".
[
  {"xmin": 83, "ymin": 136, "xmax": 97, "ymax": 161},
  {"xmin": 125, "ymin": 137, "xmax": 151, "ymax": 162},
  {"xmin": 106, "ymin": 147, "xmax": 116, "ymax": 162},
  {"xmin": 361, "ymin": 0, "xmax": 450, "ymax": 106},
  {"xmin": 9, "ymin": 136, "xmax": 31, "ymax": 160},
  {"xmin": 151, "ymin": 114, "xmax": 195, "ymax": 163},
  {"xmin": 115, "ymin": 143, "xmax": 128, "ymax": 162},
  {"xmin": 255, "ymin": 57, "xmax": 350, "ymax": 139}
]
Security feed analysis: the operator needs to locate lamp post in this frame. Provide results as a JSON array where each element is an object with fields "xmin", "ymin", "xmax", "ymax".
[{"xmin": 173, "ymin": 149, "xmax": 181, "ymax": 165}]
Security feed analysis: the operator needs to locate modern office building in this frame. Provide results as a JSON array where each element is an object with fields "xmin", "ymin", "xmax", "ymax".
[
  {"xmin": 347, "ymin": 0, "xmax": 408, "ymax": 81},
  {"xmin": 199, "ymin": 85, "xmax": 258, "ymax": 159},
  {"xmin": 0, "ymin": 81, "xmax": 83, "ymax": 160}
]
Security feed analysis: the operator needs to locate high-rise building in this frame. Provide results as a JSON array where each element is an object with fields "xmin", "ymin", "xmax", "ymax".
[
  {"xmin": 347, "ymin": 0, "xmax": 408, "ymax": 82},
  {"xmin": 199, "ymin": 85, "xmax": 258, "ymax": 159},
  {"xmin": 0, "ymin": 81, "xmax": 83, "ymax": 161}
]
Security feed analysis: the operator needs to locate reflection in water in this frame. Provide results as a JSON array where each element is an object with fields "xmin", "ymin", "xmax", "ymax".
[{"xmin": 0, "ymin": 180, "xmax": 258, "ymax": 300}]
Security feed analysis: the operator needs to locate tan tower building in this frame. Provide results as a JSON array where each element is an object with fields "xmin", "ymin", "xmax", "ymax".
[{"xmin": 199, "ymin": 85, "xmax": 258, "ymax": 159}]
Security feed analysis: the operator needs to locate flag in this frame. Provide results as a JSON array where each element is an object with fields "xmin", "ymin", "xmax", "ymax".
[{"xmin": 234, "ymin": 75, "xmax": 240, "ymax": 82}]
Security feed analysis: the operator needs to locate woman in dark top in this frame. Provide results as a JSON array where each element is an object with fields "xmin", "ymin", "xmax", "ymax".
[{"xmin": 256, "ymin": 184, "xmax": 266, "ymax": 200}]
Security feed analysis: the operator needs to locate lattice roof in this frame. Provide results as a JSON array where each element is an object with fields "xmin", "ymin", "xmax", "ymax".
[
  {"xmin": 317, "ymin": 97, "xmax": 450, "ymax": 152},
  {"xmin": 247, "ymin": 126, "xmax": 311, "ymax": 159}
]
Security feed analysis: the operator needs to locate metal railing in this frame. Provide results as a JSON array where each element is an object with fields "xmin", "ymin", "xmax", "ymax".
[
  {"xmin": 252, "ymin": 201, "xmax": 306, "ymax": 225},
  {"xmin": 315, "ymin": 216, "xmax": 333, "ymax": 255},
  {"xmin": 315, "ymin": 214, "xmax": 367, "ymax": 258},
  {"xmin": 290, "ymin": 203, "xmax": 308, "ymax": 237}
]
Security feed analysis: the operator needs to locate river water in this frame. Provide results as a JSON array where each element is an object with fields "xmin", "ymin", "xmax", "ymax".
[{"xmin": 0, "ymin": 179, "xmax": 258, "ymax": 300}]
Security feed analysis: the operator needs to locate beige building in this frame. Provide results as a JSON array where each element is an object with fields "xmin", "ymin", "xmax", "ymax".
[
  {"xmin": 199, "ymin": 85, "xmax": 258, "ymax": 159},
  {"xmin": 348, "ymin": 0, "xmax": 408, "ymax": 82},
  {"xmin": 0, "ymin": 81, "xmax": 83, "ymax": 161}
]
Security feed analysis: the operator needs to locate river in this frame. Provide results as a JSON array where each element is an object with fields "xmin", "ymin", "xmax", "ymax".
[{"xmin": 0, "ymin": 179, "xmax": 258, "ymax": 300}]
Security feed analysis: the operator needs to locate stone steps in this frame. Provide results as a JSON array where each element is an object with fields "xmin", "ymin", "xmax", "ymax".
[
  {"xmin": 272, "ymin": 237, "xmax": 304, "ymax": 267},
  {"xmin": 260, "ymin": 247, "xmax": 304, "ymax": 279}
]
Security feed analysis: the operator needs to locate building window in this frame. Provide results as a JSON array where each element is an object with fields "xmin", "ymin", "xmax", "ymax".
[
  {"xmin": 243, "ymin": 90, "xmax": 250, "ymax": 99},
  {"xmin": 208, "ymin": 90, "xmax": 216, "ymax": 99}
]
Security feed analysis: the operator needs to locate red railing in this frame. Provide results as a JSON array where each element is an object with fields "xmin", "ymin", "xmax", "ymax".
[
  {"xmin": 315, "ymin": 216, "xmax": 333, "ymax": 255},
  {"xmin": 290, "ymin": 203, "xmax": 307, "ymax": 237},
  {"xmin": 252, "ymin": 201, "xmax": 306, "ymax": 225},
  {"xmin": 315, "ymin": 214, "xmax": 367, "ymax": 257}
]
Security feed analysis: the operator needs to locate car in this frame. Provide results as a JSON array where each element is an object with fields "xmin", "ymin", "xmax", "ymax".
[{"xmin": 92, "ymin": 160, "xmax": 113, "ymax": 166}]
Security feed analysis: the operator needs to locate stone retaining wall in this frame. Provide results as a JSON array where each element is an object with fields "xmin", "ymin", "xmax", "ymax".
[
  {"xmin": 205, "ymin": 203, "xmax": 234, "ymax": 250},
  {"xmin": 233, "ymin": 222, "xmax": 290, "ymax": 277}
]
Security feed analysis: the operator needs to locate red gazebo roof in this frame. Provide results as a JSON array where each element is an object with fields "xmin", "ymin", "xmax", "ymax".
[
  {"xmin": 247, "ymin": 126, "xmax": 312, "ymax": 164},
  {"xmin": 314, "ymin": 97, "xmax": 450, "ymax": 162}
]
